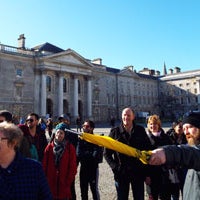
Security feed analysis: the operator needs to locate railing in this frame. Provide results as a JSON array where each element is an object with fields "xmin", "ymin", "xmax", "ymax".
[{"xmin": 0, "ymin": 43, "xmax": 36, "ymax": 56}]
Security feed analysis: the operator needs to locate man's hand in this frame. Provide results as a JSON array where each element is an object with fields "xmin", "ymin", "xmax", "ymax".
[{"xmin": 148, "ymin": 148, "xmax": 166, "ymax": 165}]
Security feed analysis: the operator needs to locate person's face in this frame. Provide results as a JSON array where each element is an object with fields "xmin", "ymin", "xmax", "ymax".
[
  {"xmin": 122, "ymin": 108, "xmax": 134, "ymax": 127},
  {"xmin": 26, "ymin": 115, "xmax": 38, "ymax": 128},
  {"xmin": 183, "ymin": 123, "xmax": 200, "ymax": 145},
  {"xmin": 82, "ymin": 122, "xmax": 93, "ymax": 133},
  {"xmin": 0, "ymin": 131, "xmax": 12, "ymax": 160},
  {"xmin": 148, "ymin": 122, "xmax": 159, "ymax": 133},
  {"xmin": 55, "ymin": 129, "xmax": 65, "ymax": 142},
  {"xmin": 174, "ymin": 123, "xmax": 183, "ymax": 136}
]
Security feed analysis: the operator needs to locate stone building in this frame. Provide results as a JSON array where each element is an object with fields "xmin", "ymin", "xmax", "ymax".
[
  {"xmin": 0, "ymin": 34, "xmax": 199, "ymax": 123},
  {"xmin": 159, "ymin": 69, "xmax": 200, "ymax": 119}
]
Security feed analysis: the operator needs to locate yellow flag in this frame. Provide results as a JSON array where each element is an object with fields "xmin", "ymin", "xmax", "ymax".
[{"xmin": 80, "ymin": 132, "xmax": 151, "ymax": 164}]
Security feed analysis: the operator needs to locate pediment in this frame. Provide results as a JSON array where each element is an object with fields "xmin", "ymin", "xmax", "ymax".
[
  {"xmin": 44, "ymin": 49, "xmax": 93, "ymax": 69},
  {"xmin": 119, "ymin": 68, "xmax": 140, "ymax": 78}
]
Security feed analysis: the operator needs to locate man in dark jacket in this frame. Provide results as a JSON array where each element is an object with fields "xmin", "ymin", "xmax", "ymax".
[
  {"xmin": 104, "ymin": 107, "xmax": 152, "ymax": 200},
  {"xmin": 77, "ymin": 120, "xmax": 102, "ymax": 200},
  {"xmin": 26, "ymin": 113, "xmax": 48, "ymax": 162},
  {"xmin": 149, "ymin": 112, "xmax": 200, "ymax": 200}
]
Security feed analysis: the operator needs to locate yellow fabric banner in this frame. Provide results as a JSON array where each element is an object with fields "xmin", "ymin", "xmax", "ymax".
[{"xmin": 80, "ymin": 132, "xmax": 152, "ymax": 164}]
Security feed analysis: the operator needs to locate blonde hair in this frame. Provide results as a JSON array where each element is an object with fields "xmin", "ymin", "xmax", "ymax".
[{"xmin": 147, "ymin": 114, "xmax": 161, "ymax": 131}]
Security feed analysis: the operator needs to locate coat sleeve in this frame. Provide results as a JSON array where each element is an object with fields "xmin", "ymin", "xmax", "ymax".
[
  {"xmin": 66, "ymin": 144, "xmax": 77, "ymax": 186},
  {"xmin": 103, "ymin": 128, "xmax": 120, "ymax": 171},
  {"xmin": 42, "ymin": 144, "xmax": 50, "ymax": 175},
  {"xmin": 164, "ymin": 144, "xmax": 200, "ymax": 170}
]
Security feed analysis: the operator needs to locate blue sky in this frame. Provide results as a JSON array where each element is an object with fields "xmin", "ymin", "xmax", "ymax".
[{"xmin": 1, "ymin": 0, "xmax": 200, "ymax": 73}]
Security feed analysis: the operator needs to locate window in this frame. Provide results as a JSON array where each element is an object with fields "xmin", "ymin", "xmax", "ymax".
[
  {"xmin": 16, "ymin": 69, "xmax": 23, "ymax": 77},
  {"xmin": 46, "ymin": 76, "xmax": 51, "ymax": 92},
  {"xmin": 63, "ymin": 78, "xmax": 67, "ymax": 93},
  {"xmin": 78, "ymin": 80, "xmax": 81, "ymax": 94}
]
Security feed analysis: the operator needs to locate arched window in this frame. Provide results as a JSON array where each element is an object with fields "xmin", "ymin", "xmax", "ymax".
[
  {"xmin": 46, "ymin": 76, "xmax": 51, "ymax": 92},
  {"xmin": 63, "ymin": 78, "xmax": 67, "ymax": 93},
  {"xmin": 78, "ymin": 80, "xmax": 81, "ymax": 94}
]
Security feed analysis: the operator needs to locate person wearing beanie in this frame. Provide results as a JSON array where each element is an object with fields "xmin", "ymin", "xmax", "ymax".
[
  {"xmin": 53, "ymin": 122, "xmax": 78, "ymax": 200},
  {"xmin": 43, "ymin": 123, "xmax": 77, "ymax": 200},
  {"xmin": 149, "ymin": 112, "xmax": 200, "ymax": 200}
]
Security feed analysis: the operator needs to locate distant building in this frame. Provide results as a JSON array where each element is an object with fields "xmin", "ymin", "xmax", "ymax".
[{"xmin": 0, "ymin": 34, "xmax": 199, "ymax": 123}]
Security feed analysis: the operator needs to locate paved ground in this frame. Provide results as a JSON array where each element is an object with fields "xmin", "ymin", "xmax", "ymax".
[{"xmin": 70, "ymin": 123, "xmax": 172, "ymax": 200}]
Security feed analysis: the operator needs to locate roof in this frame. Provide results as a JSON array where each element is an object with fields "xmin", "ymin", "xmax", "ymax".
[
  {"xmin": 106, "ymin": 67, "xmax": 120, "ymax": 73},
  {"xmin": 32, "ymin": 42, "xmax": 64, "ymax": 53},
  {"xmin": 137, "ymin": 73, "xmax": 159, "ymax": 80}
]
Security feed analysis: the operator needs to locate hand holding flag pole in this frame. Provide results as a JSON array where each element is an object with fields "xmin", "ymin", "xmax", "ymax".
[{"xmin": 66, "ymin": 129, "xmax": 152, "ymax": 164}]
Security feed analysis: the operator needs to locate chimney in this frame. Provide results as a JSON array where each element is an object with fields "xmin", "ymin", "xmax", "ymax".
[
  {"xmin": 18, "ymin": 34, "xmax": 26, "ymax": 49},
  {"xmin": 92, "ymin": 58, "xmax": 102, "ymax": 65},
  {"xmin": 155, "ymin": 70, "xmax": 160, "ymax": 76},
  {"xmin": 169, "ymin": 68, "xmax": 173, "ymax": 74},
  {"xmin": 174, "ymin": 67, "xmax": 181, "ymax": 73},
  {"xmin": 124, "ymin": 65, "xmax": 134, "ymax": 71}
]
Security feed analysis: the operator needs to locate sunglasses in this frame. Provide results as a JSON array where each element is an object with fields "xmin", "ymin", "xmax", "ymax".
[
  {"xmin": 26, "ymin": 119, "xmax": 34, "ymax": 123},
  {"xmin": 82, "ymin": 125, "xmax": 90, "ymax": 129}
]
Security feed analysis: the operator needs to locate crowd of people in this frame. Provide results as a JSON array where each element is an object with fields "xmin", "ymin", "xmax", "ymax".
[{"xmin": 0, "ymin": 108, "xmax": 199, "ymax": 200}]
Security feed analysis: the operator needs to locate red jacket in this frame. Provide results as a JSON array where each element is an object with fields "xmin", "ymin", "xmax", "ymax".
[{"xmin": 43, "ymin": 141, "xmax": 77, "ymax": 199}]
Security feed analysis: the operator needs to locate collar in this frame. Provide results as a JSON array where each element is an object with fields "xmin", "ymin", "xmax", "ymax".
[{"xmin": 0, "ymin": 151, "xmax": 23, "ymax": 175}]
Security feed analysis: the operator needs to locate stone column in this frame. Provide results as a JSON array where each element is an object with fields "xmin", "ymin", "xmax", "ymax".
[
  {"xmin": 87, "ymin": 77, "xmax": 92, "ymax": 117},
  {"xmin": 41, "ymin": 72, "xmax": 46, "ymax": 117},
  {"xmin": 73, "ymin": 76, "xmax": 78, "ymax": 117},
  {"xmin": 58, "ymin": 74, "xmax": 63, "ymax": 116},
  {"xmin": 196, "ymin": 77, "xmax": 200, "ymax": 106}
]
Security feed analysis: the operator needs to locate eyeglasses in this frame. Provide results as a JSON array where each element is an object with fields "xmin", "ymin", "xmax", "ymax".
[
  {"xmin": 26, "ymin": 119, "xmax": 34, "ymax": 123},
  {"xmin": 0, "ymin": 137, "xmax": 8, "ymax": 142}
]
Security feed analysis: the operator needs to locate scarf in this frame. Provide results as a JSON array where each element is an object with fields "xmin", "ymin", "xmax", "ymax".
[{"xmin": 53, "ymin": 139, "xmax": 66, "ymax": 167}]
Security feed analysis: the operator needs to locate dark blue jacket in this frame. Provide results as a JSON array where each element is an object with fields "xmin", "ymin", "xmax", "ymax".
[{"xmin": 0, "ymin": 152, "xmax": 52, "ymax": 200}]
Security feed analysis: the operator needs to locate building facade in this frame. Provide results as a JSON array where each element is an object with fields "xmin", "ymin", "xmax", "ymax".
[{"xmin": 0, "ymin": 34, "xmax": 199, "ymax": 123}]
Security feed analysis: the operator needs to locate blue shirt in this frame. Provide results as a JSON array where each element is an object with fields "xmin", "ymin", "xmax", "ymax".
[{"xmin": 0, "ymin": 152, "xmax": 52, "ymax": 200}]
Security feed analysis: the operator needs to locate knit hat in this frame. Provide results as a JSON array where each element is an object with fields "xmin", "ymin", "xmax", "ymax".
[
  {"xmin": 182, "ymin": 112, "xmax": 200, "ymax": 128},
  {"xmin": 55, "ymin": 123, "xmax": 69, "ymax": 133}
]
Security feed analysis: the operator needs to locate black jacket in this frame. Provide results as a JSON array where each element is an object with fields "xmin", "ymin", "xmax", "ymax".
[
  {"xmin": 104, "ymin": 122, "xmax": 152, "ymax": 180},
  {"xmin": 77, "ymin": 136, "xmax": 103, "ymax": 167}
]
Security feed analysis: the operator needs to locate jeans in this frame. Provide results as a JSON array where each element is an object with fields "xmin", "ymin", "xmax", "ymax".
[
  {"xmin": 115, "ymin": 175, "xmax": 144, "ymax": 200},
  {"xmin": 80, "ymin": 166, "xmax": 100, "ymax": 200}
]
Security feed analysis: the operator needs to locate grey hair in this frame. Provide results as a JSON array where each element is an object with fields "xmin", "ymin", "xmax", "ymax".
[{"xmin": 0, "ymin": 122, "xmax": 23, "ymax": 150}]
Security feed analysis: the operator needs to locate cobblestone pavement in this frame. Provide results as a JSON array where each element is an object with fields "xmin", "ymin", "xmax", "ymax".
[{"xmin": 71, "ymin": 124, "xmax": 172, "ymax": 200}]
